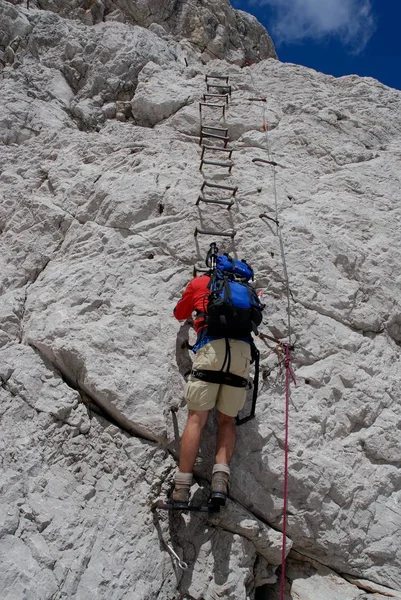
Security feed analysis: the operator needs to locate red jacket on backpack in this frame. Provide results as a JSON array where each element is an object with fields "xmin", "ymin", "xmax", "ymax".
[{"xmin": 173, "ymin": 275, "xmax": 210, "ymax": 333}]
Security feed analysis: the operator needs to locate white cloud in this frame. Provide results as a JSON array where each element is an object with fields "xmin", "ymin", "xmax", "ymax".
[{"xmin": 251, "ymin": 0, "xmax": 376, "ymax": 52}]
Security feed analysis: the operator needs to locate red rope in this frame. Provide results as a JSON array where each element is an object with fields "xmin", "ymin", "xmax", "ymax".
[{"xmin": 280, "ymin": 344, "xmax": 296, "ymax": 600}]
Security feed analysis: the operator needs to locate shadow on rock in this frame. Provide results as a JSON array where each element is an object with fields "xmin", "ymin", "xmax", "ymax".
[
  {"xmin": 175, "ymin": 320, "xmax": 194, "ymax": 382},
  {"xmin": 152, "ymin": 485, "xmax": 233, "ymax": 597}
]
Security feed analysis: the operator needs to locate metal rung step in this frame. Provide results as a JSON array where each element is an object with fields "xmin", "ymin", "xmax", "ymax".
[
  {"xmin": 201, "ymin": 126, "xmax": 228, "ymax": 133},
  {"xmin": 201, "ymin": 144, "xmax": 233, "ymax": 154},
  {"xmin": 201, "ymin": 146, "xmax": 233, "ymax": 162},
  {"xmin": 260, "ymin": 212, "xmax": 279, "ymax": 226},
  {"xmin": 194, "ymin": 227, "xmax": 236, "ymax": 238},
  {"xmin": 206, "ymin": 84, "xmax": 232, "ymax": 96},
  {"xmin": 201, "ymin": 147, "xmax": 233, "ymax": 161},
  {"xmin": 196, "ymin": 195, "xmax": 234, "ymax": 209},
  {"xmin": 201, "ymin": 181, "xmax": 238, "ymax": 195},
  {"xmin": 203, "ymin": 93, "xmax": 229, "ymax": 105},
  {"xmin": 199, "ymin": 102, "xmax": 226, "ymax": 110},
  {"xmin": 248, "ymin": 97, "xmax": 267, "ymax": 102},
  {"xmin": 207, "ymin": 83, "xmax": 231, "ymax": 89},
  {"xmin": 206, "ymin": 75, "xmax": 229, "ymax": 83},
  {"xmin": 200, "ymin": 159, "xmax": 234, "ymax": 172},
  {"xmin": 199, "ymin": 132, "xmax": 229, "ymax": 146},
  {"xmin": 204, "ymin": 93, "xmax": 229, "ymax": 99},
  {"xmin": 252, "ymin": 158, "xmax": 279, "ymax": 167},
  {"xmin": 200, "ymin": 136, "xmax": 229, "ymax": 148}
]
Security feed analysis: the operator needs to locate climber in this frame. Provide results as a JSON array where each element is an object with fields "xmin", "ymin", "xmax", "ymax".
[{"xmin": 171, "ymin": 245, "xmax": 263, "ymax": 508}]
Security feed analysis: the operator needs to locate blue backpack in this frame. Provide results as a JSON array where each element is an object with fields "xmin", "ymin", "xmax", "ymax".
[{"xmin": 206, "ymin": 254, "xmax": 264, "ymax": 338}]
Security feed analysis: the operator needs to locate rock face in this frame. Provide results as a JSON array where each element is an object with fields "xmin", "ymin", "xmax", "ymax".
[
  {"xmin": 12, "ymin": 0, "xmax": 277, "ymax": 64},
  {"xmin": 1, "ymin": 1, "xmax": 401, "ymax": 599}
]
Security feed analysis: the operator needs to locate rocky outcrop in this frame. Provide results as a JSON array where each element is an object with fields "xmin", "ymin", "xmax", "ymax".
[
  {"xmin": 1, "ymin": 1, "xmax": 401, "ymax": 599},
  {"xmin": 12, "ymin": 0, "xmax": 277, "ymax": 64}
]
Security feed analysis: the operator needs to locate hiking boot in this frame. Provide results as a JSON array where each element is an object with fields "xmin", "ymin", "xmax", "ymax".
[
  {"xmin": 170, "ymin": 471, "xmax": 193, "ymax": 508},
  {"xmin": 210, "ymin": 464, "xmax": 230, "ymax": 506},
  {"xmin": 171, "ymin": 485, "xmax": 190, "ymax": 508}
]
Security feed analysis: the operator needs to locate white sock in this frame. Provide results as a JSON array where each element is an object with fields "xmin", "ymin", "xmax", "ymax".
[
  {"xmin": 175, "ymin": 471, "xmax": 193, "ymax": 488},
  {"xmin": 212, "ymin": 463, "xmax": 230, "ymax": 476}
]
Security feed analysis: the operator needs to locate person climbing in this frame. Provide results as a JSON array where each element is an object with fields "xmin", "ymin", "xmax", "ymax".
[{"xmin": 172, "ymin": 244, "xmax": 263, "ymax": 508}]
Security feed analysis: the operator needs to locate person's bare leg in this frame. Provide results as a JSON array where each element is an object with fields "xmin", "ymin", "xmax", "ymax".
[
  {"xmin": 215, "ymin": 411, "xmax": 236, "ymax": 465},
  {"xmin": 173, "ymin": 410, "xmax": 209, "ymax": 504},
  {"xmin": 179, "ymin": 409, "xmax": 210, "ymax": 472},
  {"xmin": 211, "ymin": 411, "xmax": 236, "ymax": 505}
]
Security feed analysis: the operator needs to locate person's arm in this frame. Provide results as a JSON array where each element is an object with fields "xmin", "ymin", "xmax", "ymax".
[{"xmin": 174, "ymin": 280, "xmax": 195, "ymax": 321}]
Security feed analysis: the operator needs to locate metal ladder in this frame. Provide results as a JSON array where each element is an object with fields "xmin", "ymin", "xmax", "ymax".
[{"xmin": 196, "ymin": 74, "xmax": 237, "ymax": 246}]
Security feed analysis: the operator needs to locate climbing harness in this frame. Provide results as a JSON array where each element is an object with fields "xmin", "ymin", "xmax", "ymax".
[
  {"xmin": 190, "ymin": 368, "xmax": 248, "ymax": 388},
  {"xmin": 187, "ymin": 340, "xmax": 260, "ymax": 427}
]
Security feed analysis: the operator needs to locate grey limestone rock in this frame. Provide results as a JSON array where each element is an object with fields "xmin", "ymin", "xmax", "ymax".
[
  {"xmin": 0, "ymin": 2, "xmax": 32, "ymax": 48},
  {"xmin": 1, "ymin": 1, "xmax": 401, "ymax": 599},
  {"xmin": 27, "ymin": 0, "xmax": 276, "ymax": 64},
  {"xmin": 264, "ymin": 553, "xmax": 401, "ymax": 600}
]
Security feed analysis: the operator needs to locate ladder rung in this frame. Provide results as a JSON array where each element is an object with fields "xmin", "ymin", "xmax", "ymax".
[
  {"xmin": 203, "ymin": 94, "xmax": 228, "ymax": 99},
  {"xmin": 199, "ymin": 137, "xmax": 229, "ymax": 149},
  {"xmin": 201, "ymin": 159, "xmax": 233, "ymax": 167},
  {"xmin": 199, "ymin": 102, "xmax": 226, "ymax": 109},
  {"xmin": 200, "ymin": 159, "xmax": 233, "ymax": 171},
  {"xmin": 207, "ymin": 84, "xmax": 232, "ymax": 95},
  {"xmin": 248, "ymin": 97, "xmax": 267, "ymax": 102},
  {"xmin": 201, "ymin": 145, "xmax": 233, "ymax": 153},
  {"xmin": 207, "ymin": 83, "xmax": 231, "ymax": 89},
  {"xmin": 201, "ymin": 126, "xmax": 228, "ymax": 133},
  {"xmin": 252, "ymin": 158, "xmax": 279, "ymax": 167},
  {"xmin": 200, "ymin": 146, "xmax": 233, "ymax": 162},
  {"xmin": 196, "ymin": 195, "xmax": 234, "ymax": 209},
  {"xmin": 194, "ymin": 227, "xmax": 236, "ymax": 238},
  {"xmin": 199, "ymin": 133, "xmax": 229, "ymax": 144},
  {"xmin": 201, "ymin": 181, "xmax": 238, "ymax": 195},
  {"xmin": 206, "ymin": 75, "xmax": 229, "ymax": 83},
  {"xmin": 259, "ymin": 213, "xmax": 279, "ymax": 226},
  {"xmin": 203, "ymin": 93, "xmax": 229, "ymax": 105}
]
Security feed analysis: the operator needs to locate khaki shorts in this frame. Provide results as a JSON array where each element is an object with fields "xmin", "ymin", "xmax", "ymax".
[{"xmin": 185, "ymin": 339, "xmax": 251, "ymax": 417}]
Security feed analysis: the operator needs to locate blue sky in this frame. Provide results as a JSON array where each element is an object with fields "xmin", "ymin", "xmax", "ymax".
[{"xmin": 231, "ymin": 0, "xmax": 401, "ymax": 90}]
